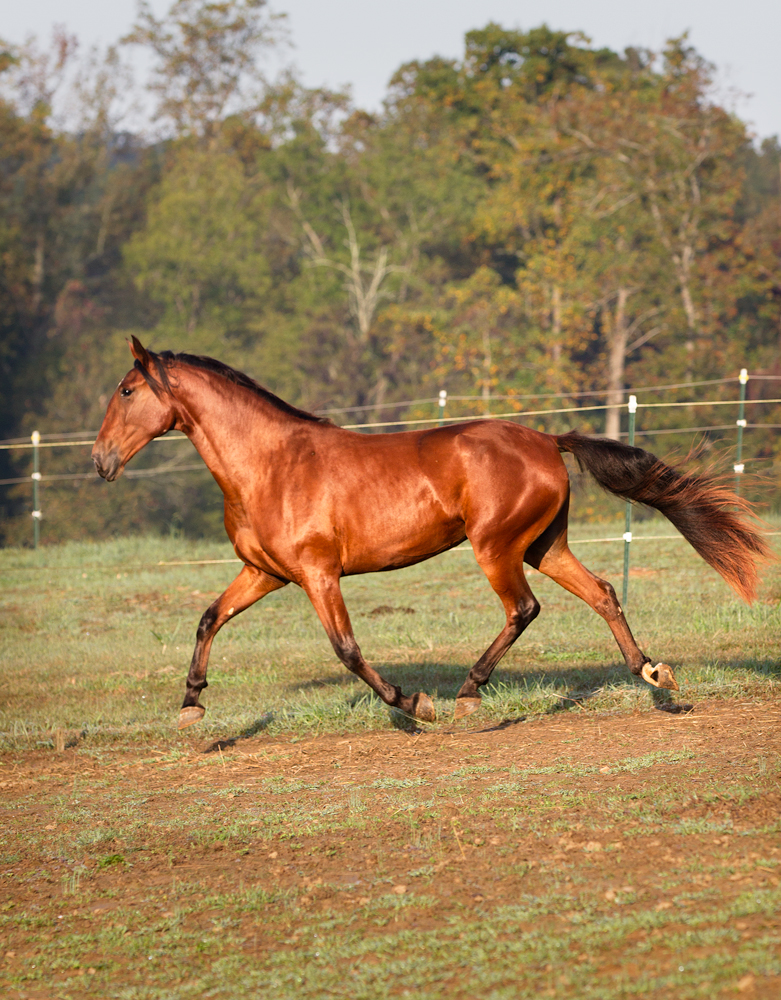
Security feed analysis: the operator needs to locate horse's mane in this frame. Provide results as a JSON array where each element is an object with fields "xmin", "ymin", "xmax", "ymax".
[{"xmin": 136, "ymin": 350, "xmax": 328, "ymax": 424}]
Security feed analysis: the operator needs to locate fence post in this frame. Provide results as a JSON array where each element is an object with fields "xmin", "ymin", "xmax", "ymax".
[
  {"xmin": 438, "ymin": 389, "xmax": 447, "ymax": 427},
  {"xmin": 734, "ymin": 368, "xmax": 748, "ymax": 494},
  {"xmin": 621, "ymin": 396, "xmax": 637, "ymax": 609},
  {"xmin": 31, "ymin": 430, "xmax": 41, "ymax": 549}
]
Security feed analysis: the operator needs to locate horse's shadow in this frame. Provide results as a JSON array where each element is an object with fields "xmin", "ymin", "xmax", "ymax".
[
  {"xmin": 203, "ymin": 655, "xmax": 779, "ymax": 750},
  {"xmin": 204, "ymin": 711, "xmax": 275, "ymax": 752},
  {"xmin": 287, "ymin": 653, "xmax": 780, "ymax": 719},
  {"xmin": 288, "ymin": 659, "xmax": 628, "ymax": 703}
]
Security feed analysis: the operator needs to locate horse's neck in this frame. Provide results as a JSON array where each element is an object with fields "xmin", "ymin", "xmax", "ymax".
[{"xmin": 175, "ymin": 371, "xmax": 289, "ymax": 493}]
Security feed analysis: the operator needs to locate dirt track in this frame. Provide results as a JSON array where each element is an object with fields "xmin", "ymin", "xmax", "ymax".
[{"xmin": 2, "ymin": 699, "xmax": 780, "ymax": 997}]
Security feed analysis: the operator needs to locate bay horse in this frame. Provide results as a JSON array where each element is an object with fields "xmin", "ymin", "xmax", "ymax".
[{"xmin": 93, "ymin": 338, "xmax": 768, "ymax": 728}]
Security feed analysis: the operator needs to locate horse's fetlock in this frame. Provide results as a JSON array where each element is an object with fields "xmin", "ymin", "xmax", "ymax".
[{"xmin": 185, "ymin": 677, "xmax": 208, "ymax": 696}]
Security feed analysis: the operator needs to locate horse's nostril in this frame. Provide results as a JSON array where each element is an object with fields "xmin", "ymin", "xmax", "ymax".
[{"xmin": 92, "ymin": 448, "xmax": 117, "ymax": 480}]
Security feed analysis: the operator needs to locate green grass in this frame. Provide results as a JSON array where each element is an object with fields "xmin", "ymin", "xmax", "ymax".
[
  {"xmin": 9, "ymin": 889, "xmax": 780, "ymax": 999},
  {"xmin": 1, "ymin": 517, "xmax": 779, "ymax": 747}
]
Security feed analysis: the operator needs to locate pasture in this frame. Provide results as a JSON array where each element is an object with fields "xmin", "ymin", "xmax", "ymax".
[{"xmin": 1, "ymin": 522, "xmax": 780, "ymax": 998}]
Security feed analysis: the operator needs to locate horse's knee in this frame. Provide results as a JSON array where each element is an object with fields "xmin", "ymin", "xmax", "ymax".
[
  {"xmin": 593, "ymin": 579, "xmax": 621, "ymax": 620},
  {"xmin": 330, "ymin": 633, "xmax": 362, "ymax": 671},
  {"xmin": 509, "ymin": 594, "xmax": 540, "ymax": 631},
  {"xmin": 196, "ymin": 604, "xmax": 219, "ymax": 642}
]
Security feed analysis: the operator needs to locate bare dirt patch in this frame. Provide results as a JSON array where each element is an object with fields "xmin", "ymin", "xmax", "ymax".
[{"xmin": 1, "ymin": 700, "xmax": 780, "ymax": 998}]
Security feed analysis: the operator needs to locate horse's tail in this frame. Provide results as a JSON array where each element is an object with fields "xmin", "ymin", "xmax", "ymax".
[{"xmin": 555, "ymin": 431, "xmax": 770, "ymax": 603}]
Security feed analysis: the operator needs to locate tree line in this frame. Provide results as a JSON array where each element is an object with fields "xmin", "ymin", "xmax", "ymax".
[{"xmin": 1, "ymin": 1, "xmax": 779, "ymax": 544}]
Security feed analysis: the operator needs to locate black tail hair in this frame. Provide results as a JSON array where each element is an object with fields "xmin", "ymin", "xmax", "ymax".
[{"xmin": 556, "ymin": 431, "xmax": 770, "ymax": 603}]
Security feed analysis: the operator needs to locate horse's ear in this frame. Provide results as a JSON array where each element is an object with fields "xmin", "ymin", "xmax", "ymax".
[{"xmin": 129, "ymin": 336, "xmax": 151, "ymax": 370}]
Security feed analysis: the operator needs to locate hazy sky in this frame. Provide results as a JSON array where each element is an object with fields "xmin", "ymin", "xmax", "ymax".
[{"xmin": 5, "ymin": 0, "xmax": 780, "ymax": 141}]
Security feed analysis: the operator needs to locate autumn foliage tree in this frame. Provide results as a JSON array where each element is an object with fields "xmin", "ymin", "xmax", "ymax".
[{"xmin": 0, "ymin": 8, "xmax": 779, "ymax": 543}]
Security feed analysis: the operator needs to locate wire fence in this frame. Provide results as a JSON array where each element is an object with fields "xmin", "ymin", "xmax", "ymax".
[{"xmin": 2, "ymin": 370, "xmax": 779, "ymax": 605}]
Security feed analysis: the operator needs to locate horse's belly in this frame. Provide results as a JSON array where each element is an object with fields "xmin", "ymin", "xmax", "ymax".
[{"xmin": 339, "ymin": 511, "xmax": 465, "ymax": 575}]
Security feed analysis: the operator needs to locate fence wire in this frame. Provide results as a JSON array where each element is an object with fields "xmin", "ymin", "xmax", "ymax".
[
  {"xmin": 3, "ymin": 399, "xmax": 781, "ymax": 449},
  {"xmin": 3, "ymin": 369, "xmax": 778, "ymax": 604},
  {"xmin": 2, "ymin": 402, "xmax": 779, "ymax": 487}
]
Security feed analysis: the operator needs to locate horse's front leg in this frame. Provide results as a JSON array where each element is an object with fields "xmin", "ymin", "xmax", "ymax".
[
  {"xmin": 302, "ymin": 571, "xmax": 436, "ymax": 723},
  {"xmin": 179, "ymin": 566, "xmax": 287, "ymax": 729}
]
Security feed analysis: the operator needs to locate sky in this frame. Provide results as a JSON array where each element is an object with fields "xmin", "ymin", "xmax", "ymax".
[{"xmin": 4, "ymin": 0, "xmax": 780, "ymax": 141}]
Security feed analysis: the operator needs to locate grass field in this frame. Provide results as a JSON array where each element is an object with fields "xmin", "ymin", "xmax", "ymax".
[
  {"xmin": 1, "ymin": 519, "xmax": 780, "ymax": 998},
  {"xmin": 1, "ymin": 518, "xmax": 780, "ymax": 743}
]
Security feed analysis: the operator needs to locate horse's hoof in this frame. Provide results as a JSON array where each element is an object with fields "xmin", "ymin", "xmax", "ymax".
[
  {"xmin": 454, "ymin": 697, "xmax": 482, "ymax": 720},
  {"xmin": 641, "ymin": 662, "xmax": 679, "ymax": 692},
  {"xmin": 411, "ymin": 692, "xmax": 436, "ymax": 723},
  {"xmin": 178, "ymin": 705, "xmax": 205, "ymax": 730}
]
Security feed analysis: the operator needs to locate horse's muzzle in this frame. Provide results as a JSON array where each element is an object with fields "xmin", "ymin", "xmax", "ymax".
[{"xmin": 92, "ymin": 447, "xmax": 122, "ymax": 482}]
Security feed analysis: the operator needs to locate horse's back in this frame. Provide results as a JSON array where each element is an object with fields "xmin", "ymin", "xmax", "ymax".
[
  {"xmin": 316, "ymin": 421, "xmax": 569, "ymax": 571},
  {"xmin": 321, "ymin": 418, "xmax": 564, "ymax": 503},
  {"xmin": 418, "ymin": 420, "xmax": 568, "ymax": 538}
]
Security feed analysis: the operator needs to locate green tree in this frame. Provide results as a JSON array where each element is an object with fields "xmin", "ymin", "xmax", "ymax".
[
  {"xmin": 123, "ymin": 139, "xmax": 275, "ymax": 360},
  {"xmin": 123, "ymin": 0, "xmax": 287, "ymax": 140},
  {"xmin": 0, "ymin": 31, "xmax": 163, "ymax": 542}
]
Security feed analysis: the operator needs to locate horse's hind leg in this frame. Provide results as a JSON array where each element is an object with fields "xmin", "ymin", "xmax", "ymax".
[
  {"xmin": 526, "ymin": 519, "xmax": 679, "ymax": 692},
  {"xmin": 302, "ymin": 572, "xmax": 436, "ymax": 723},
  {"xmin": 455, "ymin": 552, "xmax": 541, "ymax": 719},
  {"xmin": 179, "ymin": 566, "xmax": 287, "ymax": 729}
]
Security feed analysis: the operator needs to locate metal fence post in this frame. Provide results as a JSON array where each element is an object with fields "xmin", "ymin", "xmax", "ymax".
[
  {"xmin": 621, "ymin": 396, "xmax": 637, "ymax": 609},
  {"xmin": 31, "ymin": 430, "xmax": 41, "ymax": 549},
  {"xmin": 438, "ymin": 389, "xmax": 447, "ymax": 427},
  {"xmin": 734, "ymin": 368, "xmax": 748, "ymax": 494}
]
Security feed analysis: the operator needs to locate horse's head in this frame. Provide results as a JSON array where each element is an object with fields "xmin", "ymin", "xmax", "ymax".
[{"xmin": 92, "ymin": 337, "xmax": 178, "ymax": 481}]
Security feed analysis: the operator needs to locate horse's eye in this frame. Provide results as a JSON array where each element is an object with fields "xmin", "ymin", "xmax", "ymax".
[{"xmin": 120, "ymin": 387, "xmax": 133, "ymax": 398}]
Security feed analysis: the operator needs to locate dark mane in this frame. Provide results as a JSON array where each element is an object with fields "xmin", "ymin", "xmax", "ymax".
[{"xmin": 136, "ymin": 350, "xmax": 328, "ymax": 424}]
